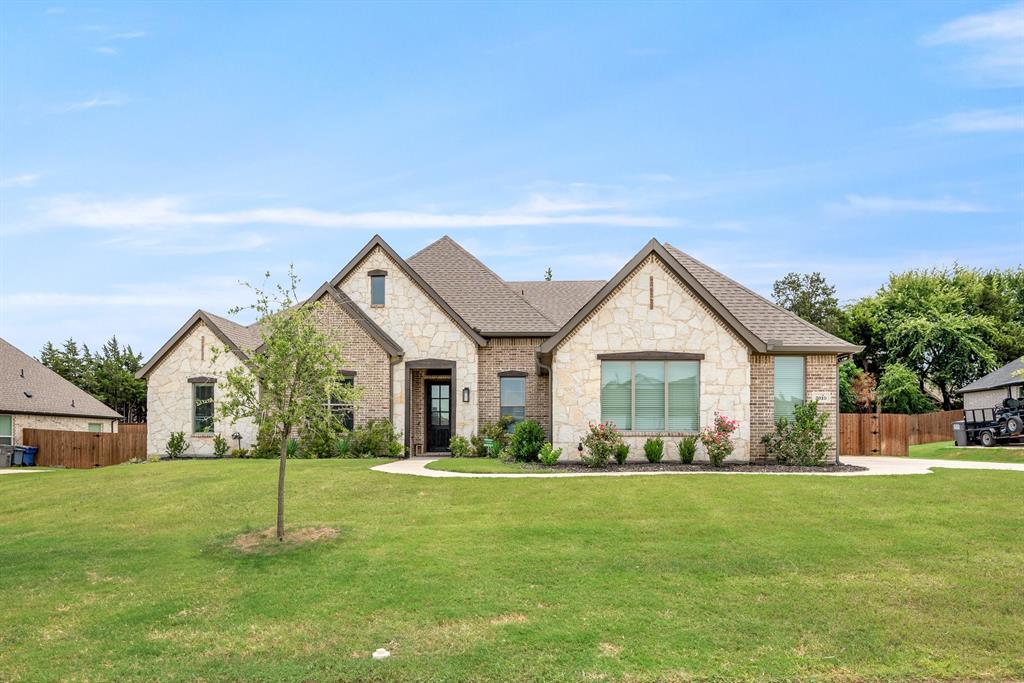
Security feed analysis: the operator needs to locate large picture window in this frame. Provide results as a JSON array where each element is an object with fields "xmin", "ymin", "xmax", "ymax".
[
  {"xmin": 0, "ymin": 414, "xmax": 12, "ymax": 446},
  {"xmin": 192, "ymin": 383, "xmax": 215, "ymax": 434},
  {"xmin": 500, "ymin": 376, "xmax": 526, "ymax": 426},
  {"xmin": 774, "ymin": 356, "xmax": 806, "ymax": 422},
  {"xmin": 600, "ymin": 360, "xmax": 699, "ymax": 432}
]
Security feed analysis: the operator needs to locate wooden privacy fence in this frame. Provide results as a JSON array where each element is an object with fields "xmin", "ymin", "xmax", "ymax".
[
  {"xmin": 840, "ymin": 409, "xmax": 960, "ymax": 457},
  {"xmin": 23, "ymin": 424, "xmax": 147, "ymax": 469}
]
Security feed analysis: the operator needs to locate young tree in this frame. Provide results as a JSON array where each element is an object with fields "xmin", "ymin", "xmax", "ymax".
[
  {"xmin": 544, "ymin": 267, "xmax": 553, "ymax": 281},
  {"xmin": 771, "ymin": 272, "xmax": 845, "ymax": 335},
  {"xmin": 215, "ymin": 268, "xmax": 358, "ymax": 541}
]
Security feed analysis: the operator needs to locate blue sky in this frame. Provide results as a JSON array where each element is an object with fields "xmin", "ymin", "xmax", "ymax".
[{"xmin": 1, "ymin": 1, "xmax": 1022, "ymax": 358}]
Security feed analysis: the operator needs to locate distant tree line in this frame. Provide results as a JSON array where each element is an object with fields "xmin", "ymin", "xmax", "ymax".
[
  {"xmin": 39, "ymin": 337, "xmax": 147, "ymax": 422},
  {"xmin": 772, "ymin": 266, "xmax": 1024, "ymax": 413}
]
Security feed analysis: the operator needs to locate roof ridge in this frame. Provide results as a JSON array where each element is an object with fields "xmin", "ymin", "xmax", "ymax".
[{"xmin": 663, "ymin": 242, "xmax": 850, "ymax": 345}]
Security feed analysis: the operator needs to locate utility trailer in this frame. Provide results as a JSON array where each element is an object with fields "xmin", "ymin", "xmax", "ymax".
[{"xmin": 957, "ymin": 398, "xmax": 1024, "ymax": 447}]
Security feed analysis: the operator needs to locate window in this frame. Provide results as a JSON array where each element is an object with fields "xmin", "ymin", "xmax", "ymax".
[
  {"xmin": 500, "ymin": 376, "xmax": 526, "ymax": 427},
  {"xmin": 0, "ymin": 415, "xmax": 11, "ymax": 446},
  {"xmin": 327, "ymin": 376, "xmax": 355, "ymax": 431},
  {"xmin": 600, "ymin": 360, "xmax": 699, "ymax": 432},
  {"xmin": 370, "ymin": 274, "xmax": 386, "ymax": 306},
  {"xmin": 774, "ymin": 356, "xmax": 805, "ymax": 422},
  {"xmin": 192, "ymin": 383, "xmax": 215, "ymax": 433},
  {"xmin": 88, "ymin": 423, "xmax": 102, "ymax": 433}
]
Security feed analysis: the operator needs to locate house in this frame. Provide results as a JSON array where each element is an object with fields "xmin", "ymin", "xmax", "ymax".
[
  {"xmin": 137, "ymin": 236, "xmax": 862, "ymax": 461},
  {"xmin": 959, "ymin": 358, "xmax": 1024, "ymax": 411},
  {"xmin": 0, "ymin": 337, "xmax": 122, "ymax": 447}
]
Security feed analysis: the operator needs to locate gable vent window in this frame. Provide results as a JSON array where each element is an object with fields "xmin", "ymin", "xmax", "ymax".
[{"xmin": 369, "ymin": 270, "xmax": 387, "ymax": 306}]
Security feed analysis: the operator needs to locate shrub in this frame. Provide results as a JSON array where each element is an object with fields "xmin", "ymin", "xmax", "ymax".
[
  {"xmin": 165, "ymin": 431, "xmax": 187, "ymax": 459},
  {"xmin": 508, "ymin": 420, "xmax": 546, "ymax": 461},
  {"xmin": 286, "ymin": 438, "xmax": 304, "ymax": 459},
  {"xmin": 538, "ymin": 442, "xmax": 562, "ymax": 466},
  {"xmin": 643, "ymin": 437, "xmax": 665, "ymax": 463},
  {"xmin": 229, "ymin": 448, "xmax": 248, "ymax": 458},
  {"xmin": 471, "ymin": 415, "xmax": 516, "ymax": 456},
  {"xmin": 448, "ymin": 435, "xmax": 472, "ymax": 456},
  {"xmin": 761, "ymin": 400, "xmax": 832, "ymax": 466},
  {"xmin": 212, "ymin": 434, "xmax": 229, "ymax": 458},
  {"xmin": 700, "ymin": 413, "xmax": 738, "ymax": 467},
  {"xmin": 348, "ymin": 419, "xmax": 403, "ymax": 457},
  {"xmin": 301, "ymin": 417, "xmax": 349, "ymax": 458},
  {"xmin": 251, "ymin": 422, "xmax": 280, "ymax": 459},
  {"xmin": 877, "ymin": 363, "xmax": 934, "ymax": 414},
  {"xmin": 613, "ymin": 442, "xmax": 630, "ymax": 465},
  {"xmin": 678, "ymin": 435, "xmax": 697, "ymax": 464},
  {"xmin": 580, "ymin": 422, "xmax": 623, "ymax": 468}
]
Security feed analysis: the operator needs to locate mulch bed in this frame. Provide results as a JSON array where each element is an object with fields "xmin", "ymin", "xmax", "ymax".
[{"xmin": 534, "ymin": 461, "xmax": 867, "ymax": 474}]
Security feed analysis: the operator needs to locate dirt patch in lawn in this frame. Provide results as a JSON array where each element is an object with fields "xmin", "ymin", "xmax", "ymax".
[{"xmin": 228, "ymin": 525, "xmax": 339, "ymax": 554}]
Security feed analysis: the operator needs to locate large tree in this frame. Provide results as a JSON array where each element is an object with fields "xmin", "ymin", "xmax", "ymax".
[
  {"xmin": 39, "ymin": 336, "xmax": 147, "ymax": 422},
  {"xmin": 771, "ymin": 272, "xmax": 845, "ymax": 335},
  {"xmin": 215, "ymin": 269, "xmax": 358, "ymax": 541}
]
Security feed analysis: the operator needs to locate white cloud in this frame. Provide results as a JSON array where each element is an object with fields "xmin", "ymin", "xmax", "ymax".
[
  {"xmin": 0, "ymin": 173, "xmax": 40, "ymax": 188},
  {"xmin": 518, "ymin": 192, "xmax": 627, "ymax": 213},
  {"xmin": 97, "ymin": 231, "xmax": 270, "ymax": 255},
  {"xmin": 832, "ymin": 194, "xmax": 992, "ymax": 215},
  {"xmin": 925, "ymin": 107, "xmax": 1024, "ymax": 132},
  {"xmin": 39, "ymin": 194, "xmax": 679, "ymax": 231},
  {"xmin": 60, "ymin": 94, "xmax": 128, "ymax": 112},
  {"xmin": 110, "ymin": 31, "xmax": 147, "ymax": 40},
  {"xmin": 93, "ymin": 46, "xmax": 119, "ymax": 56},
  {"xmin": 922, "ymin": 3, "xmax": 1024, "ymax": 86}
]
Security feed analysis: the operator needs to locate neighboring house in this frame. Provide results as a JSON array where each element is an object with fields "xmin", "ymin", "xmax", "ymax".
[
  {"xmin": 138, "ymin": 235, "xmax": 862, "ymax": 461},
  {"xmin": 959, "ymin": 358, "xmax": 1024, "ymax": 411},
  {"xmin": 0, "ymin": 337, "xmax": 122, "ymax": 447}
]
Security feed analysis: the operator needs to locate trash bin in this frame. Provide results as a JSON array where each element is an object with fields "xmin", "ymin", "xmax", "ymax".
[
  {"xmin": 952, "ymin": 420, "xmax": 968, "ymax": 447},
  {"xmin": 22, "ymin": 447, "xmax": 37, "ymax": 467},
  {"xmin": 0, "ymin": 446, "xmax": 12, "ymax": 468},
  {"xmin": 12, "ymin": 446, "xmax": 25, "ymax": 467}
]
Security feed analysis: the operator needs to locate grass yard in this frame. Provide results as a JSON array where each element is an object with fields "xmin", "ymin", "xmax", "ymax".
[
  {"xmin": 909, "ymin": 440, "xmax": 1024, "ymax": 464},
  {"xmin": 2, "ymin": 459, "xmax": 1023, "ymax": 682},
  {"xmin": 425, "ymin": 457, "xmax": 535, "ymax": 473}
]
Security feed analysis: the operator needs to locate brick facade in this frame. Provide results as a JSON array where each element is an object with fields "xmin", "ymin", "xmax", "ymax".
[
  {"xmin": 477, "ymin": 338, "xmax": 551, "ymax": 437},
  {"xmin": 312, "ymin": 293, "xmax": 392, "ymax": 427},
  {"xmin": 749, "ymin": 353, "xmax": 838, "ymax": 462}
]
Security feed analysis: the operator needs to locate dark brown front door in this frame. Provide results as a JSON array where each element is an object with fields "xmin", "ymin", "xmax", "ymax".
[{"xmin": 425, "ymin": 379, "xmax": 451, "ymax": 452}]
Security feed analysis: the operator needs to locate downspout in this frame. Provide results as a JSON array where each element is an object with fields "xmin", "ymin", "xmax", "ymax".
[{"xmin": 835, "ymin": 354, "xmax": 847, "ymax": 464}]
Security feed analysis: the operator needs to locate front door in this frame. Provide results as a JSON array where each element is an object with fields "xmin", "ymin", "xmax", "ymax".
[{"xmin": 425, "ymin": 380, "xmax": 452, "ymax": 452}]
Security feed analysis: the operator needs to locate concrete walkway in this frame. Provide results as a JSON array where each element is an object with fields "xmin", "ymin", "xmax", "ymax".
[
  {"xmin": 371, "ymin": 456, "xmax": 1024, "ymax": 478},
  {"xmin": 0, "ymin": 468, "xmax": 52, "ymax": 475}
]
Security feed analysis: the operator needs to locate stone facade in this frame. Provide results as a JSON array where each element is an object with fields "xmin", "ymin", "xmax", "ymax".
[
  {"xmin": 144, "ymin": 321, "xmax": 258, "ymax": 456},
  {"xmin": 477, "ymin": 338, "xmax": 550, "ymax": 436},
  {"xmin": 549, "ymin": 255, "xmax": 751, "ymax": 461},
  {"xmin": 311, "ymin": 291, "xmax": 393, "ymax": 427},
  {"xmin": 11, "ymin": 414, "xmax": 118, "ymax": 445},
  {"xmin": 337, "ymin": 246, "xmax": 479, "ymax": 444}
]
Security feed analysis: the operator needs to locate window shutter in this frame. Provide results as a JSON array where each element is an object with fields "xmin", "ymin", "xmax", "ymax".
[
  {"xmin": 601, "ymin": 361, "xmax": 632, "ymax": 430},
  {"xmin": 667, "ymin": 361, "xmax": 699, "ymax": 431},
  {"xmin": 774, "ymin": 356, "xmax": 806, "ymax": 421},
  {"xmin": 634, "ymin": 361, "xmax": 665, "ymax": 431}
]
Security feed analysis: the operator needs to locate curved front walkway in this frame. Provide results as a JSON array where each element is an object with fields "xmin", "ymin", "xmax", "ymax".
[{"xmin": 371, "ymin": 456, "xmax": 1024, "ymax": 478}]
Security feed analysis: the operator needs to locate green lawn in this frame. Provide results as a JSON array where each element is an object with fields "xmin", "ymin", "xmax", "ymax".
[
  {"xmin": 909, "ymin": 440, "xmax": 1024, "ymax": 464},
  {"xmin": 425, "ymin": 457, "xmax": 536, "ymax": 473},
  {"xmin": 2, "ymin": 459, "xmax": 1023, "ymax": 682}
]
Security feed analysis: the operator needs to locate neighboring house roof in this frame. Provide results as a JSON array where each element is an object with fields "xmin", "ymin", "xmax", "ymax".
[
  {"xmin": 507, "ymin": 280, "xmax": 606, "ymax": 328},
  {"xmin": 0, "ymin": 337, "xmax": 122, "ymax": 419},
  {"xmin": 136, "ymin": 310, "xmax": 260, "ymax": 379},
  {"xmin": 959, "ymin": 358, "xmax": 1024, "ymax": 394},
  {"xmin": 329, "ymin": 235, "xmax": 487, "ymax": 346},
  {"xmin": 539, "ymin": 239, "xmax": 863, "ymax": 355},
  {"xmin": 306, "ymin": 282, "xmax": 404, "ymax": 358},
  {"xmin": 408, "ymin": 236, "xmax": 559, "ymax": 336}
]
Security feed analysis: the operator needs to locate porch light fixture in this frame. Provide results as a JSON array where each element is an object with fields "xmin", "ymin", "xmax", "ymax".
[{"xmin": 462, "ymin": 387, "xmax": 470, "ymax": 403}]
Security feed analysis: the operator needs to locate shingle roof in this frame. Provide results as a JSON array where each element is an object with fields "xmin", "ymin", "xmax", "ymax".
[
  {"xmin": 0, "ymin": 337, "xmax": 122, "ymax": 419},
  {"xmin": 663, "ymin": 243, "xmax": 860, "ymax": 352},
  {"xmin": 136, "ymin": 310, "xmax": 260, "ymax": 379},
  {"xmin": 507, "ymin": 280, "xmax": 606, "ymax": 328},
  {"xmin": 408, "ymin": 236, "xmax": 559, "ymax": 336},
  {"xmin": 202, "ymin": 311, "xmax": 263, "ymax": 353},
  {"xmin": 960, "ymin": 358, "xmax": 1024, "ymax": 394}
]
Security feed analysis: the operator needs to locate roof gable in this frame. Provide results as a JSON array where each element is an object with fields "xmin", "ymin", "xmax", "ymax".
[
  {"xmin": 306, "ymin": 282, "xmax": 404, "ymax": 358},
  {"xmin": 0, "ymin": 337, "xmax": 121, "ymax": 419},
  {"xmin": 136, "ymin": 310, "xmax": 255, "ymax": 379},
  {"xmin": 329, "ymin": 235, "xmax": 486, "ymax": 346},
  {"xmin": 407, "ymin": 236, "xmax": 558, "ymax": 336}
]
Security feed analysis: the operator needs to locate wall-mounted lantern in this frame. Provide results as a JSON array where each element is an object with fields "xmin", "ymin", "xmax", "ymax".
[{"xmin": 462, "ymin": 387, "xmax": 470, "ymax": 403}]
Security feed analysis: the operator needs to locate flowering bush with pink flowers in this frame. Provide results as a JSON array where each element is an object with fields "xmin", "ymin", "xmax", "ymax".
[
  {"xmin": 580, "ymin": 421, "xmax": 624, "ymax": 468},
  {"xmin": 700, "ymin": 413, "xmax": 738, "ymax": 467}
]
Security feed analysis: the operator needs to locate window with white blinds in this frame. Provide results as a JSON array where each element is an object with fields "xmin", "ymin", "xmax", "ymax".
[
  {"xmin": 774, "ymin": 356, "xmax": 805, "ymax": 422},
  {"xmin": 600, "ymin": 360, "xmax": 700, "ymax": 432}
]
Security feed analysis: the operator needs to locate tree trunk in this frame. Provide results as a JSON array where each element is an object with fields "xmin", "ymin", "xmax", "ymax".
[{"xmin": 277, "ymin": 430, "xmax": 288, "ymax": 541}]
